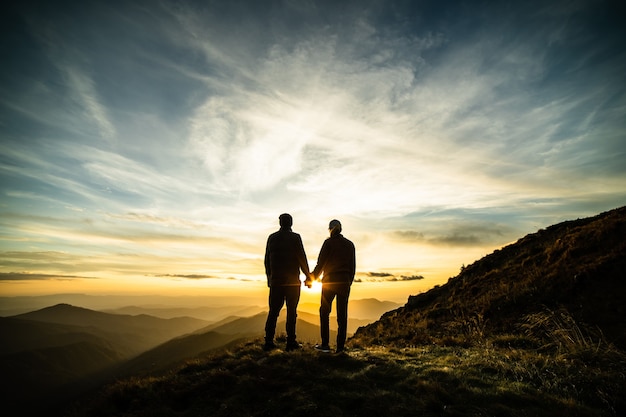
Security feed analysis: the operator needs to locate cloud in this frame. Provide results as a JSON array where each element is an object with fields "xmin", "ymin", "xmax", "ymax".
[
  {"xmin": 63, "ymin": 66, "xmax": 116, "ymax": 141},
  {"xmin": 9, "ymin": 7, "xmax": 117, "ymax": 143},
  {"xmin": 106, "ymin": 212, "xmax": 207, "ymax": 229},
  {"xmin": 1, "ymin": 0, "xmax": 624, "ymax": 293},
  {"xmin": 188, "ymin": 96, "xmax": 311, "ymax": 192},
  {"xmin": 392, "ymin": 216, "xmax": 513, "ymax": 247},
  {"xmin": 354, "ymin": 271, "xmax": 425, "ymax": 283},
  {"xmin": 152, "ymin": 273, "xmax": 218, "ymax": 280},
  {"xmin": 0, "ymin": 272, "xmax": 97, "ymax": 281},
  {"xmin": 394, "ymin": 229, "xmax": 485, "ymax": 247},
  {"xmin": 149, "ymin": 273, "xmax": 257, "ymax": 283}
]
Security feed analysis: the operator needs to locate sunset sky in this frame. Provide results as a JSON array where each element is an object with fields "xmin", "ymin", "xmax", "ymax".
[{"xmin": 1, "ymin": 0, "xmax": 625, "ymax": 304}]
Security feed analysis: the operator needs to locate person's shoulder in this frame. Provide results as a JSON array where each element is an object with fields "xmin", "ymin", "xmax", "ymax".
[
  {"xmin": 268, "ymin": 230, "xmax": 282, "ymax": 239},
  {"xmin": 281, "ymin": 230, "xmax": 302, "ymax": 240},
  {"xmin": 342, "ymin": 235, "xmax": 355, "ymax": 246}
]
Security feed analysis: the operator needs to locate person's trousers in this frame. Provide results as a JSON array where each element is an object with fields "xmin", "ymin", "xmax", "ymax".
[
  {"xmin": 320, "ymin": 283, "xmax": 351, "ymax": 349},
  {"xmin": 265, "ymin": 284, "xmax": 301, "ymax": 343}
]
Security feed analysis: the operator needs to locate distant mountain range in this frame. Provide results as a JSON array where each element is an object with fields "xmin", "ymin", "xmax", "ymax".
[
  {"xmin": 11, "ymin": 303, "xmax": 209, "ymax": 356},
  {"xmin": 0, "ymin": 294, "xmax": 263, "ymax": 317},
  {"xmin": 298, "ymin": 298, "xmax": 402, "ymax": 321},
  {"xmin": 0, "ymin": 297, "xmax": 398, "ymax": 416},
  {"xmin": 100, "ymin": 298, "xmax": 400, "ymax": 323},
  {"xmin": 102, "ymin": 304, "xmax": 268, "ymax": 322}
]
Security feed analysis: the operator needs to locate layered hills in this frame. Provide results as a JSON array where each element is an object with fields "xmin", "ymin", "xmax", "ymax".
[
  {"xmin": 0, "ymin": 297, "xmax": 395, "ymax": 416},
  {"xmin": 0, "ymin": 305, "xmax": 212, "ymax": 415}
]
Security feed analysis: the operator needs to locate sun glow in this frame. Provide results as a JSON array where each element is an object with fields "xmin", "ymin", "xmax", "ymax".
[{"xmin": 303, "ymin": 278, "xmax": 322, "ymax": 293}]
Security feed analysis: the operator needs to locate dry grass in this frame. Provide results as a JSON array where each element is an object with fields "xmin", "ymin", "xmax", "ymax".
[{"xmin": 66, "ymin": 336, "xmax": 625, "ymax": 417}]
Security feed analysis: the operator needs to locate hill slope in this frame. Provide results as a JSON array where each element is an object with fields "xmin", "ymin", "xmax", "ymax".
[
  {"xmin": 118, "ymin": 313, "xmax": 335, "ymax": 376},
  {"xmin": 353, "ymin": 205, "xmax": 626, "ymax": 350}
]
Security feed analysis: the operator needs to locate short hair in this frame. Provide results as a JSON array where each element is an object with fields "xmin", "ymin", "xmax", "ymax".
[
  {"xmin": 329, "ymin": 219, "xmax": 342, "ymax": 233},
  {"xmin": 279, "ymin": 213, "xmax": 293, "ymax": 227}
]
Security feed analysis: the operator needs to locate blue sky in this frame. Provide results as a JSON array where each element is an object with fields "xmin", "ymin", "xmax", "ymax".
[{"xmin": 1, "ymin": 0, "xmax": 625, "ymax": 300}]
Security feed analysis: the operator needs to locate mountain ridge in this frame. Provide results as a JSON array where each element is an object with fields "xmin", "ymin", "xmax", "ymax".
[
  {"xmin": 353, "ymin": 205, "xmax": 626, "ymax": 349},
  {"xmin": 13, "ymin": 303, "xmax": 211, "ymax": 357}
]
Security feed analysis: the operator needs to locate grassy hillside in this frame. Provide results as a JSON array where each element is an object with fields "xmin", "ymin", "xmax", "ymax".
[
  {"xmin": 118, "ymin": 314, "xmax": 336, "ymax": 377},
  {"xmin": 353, "ymin": 205, "xmax": 626, "ymax": 350},
  {"xmin": 67, "ymin": 338, "xmax": 625, "ymax": 417},
  {"xmin": 64, "ymin": 206, "xmax": 626, "ymax": 417},
  {"xmin": 118, "ymin": 331, "xmax": 245, "ymax": 376}
]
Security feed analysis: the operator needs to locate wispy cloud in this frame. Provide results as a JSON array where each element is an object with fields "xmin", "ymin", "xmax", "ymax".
[
  {"xmin": 354, "ymin": 272, "xmax": 425, "ymax": 283},
  {"xmin": 0, "ymin": 272, "xmax": 98, "ymax": 281},
  {"xmin": 1, "ymin": 0, "xmax": 625, "ymax": 296},
  {"xmin": 151, "ymin": 273, "xmax": 218, "ymax": 280},
  {"xmin": 393, "ymin": 222, "xmax": 511, "ymax": 247}
]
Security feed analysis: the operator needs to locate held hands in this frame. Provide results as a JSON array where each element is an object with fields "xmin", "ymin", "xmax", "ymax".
[{"xmin": 304, "ymin": 272, "xmax": 316, "ymax": 288}]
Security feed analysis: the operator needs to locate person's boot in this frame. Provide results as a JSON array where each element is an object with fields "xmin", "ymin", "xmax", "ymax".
[
  {"xmin": 263, "ymin": 338, "xmax": 277, "ymax": 351},
  {"xmin": 314, "ymin": 344, "xmax": 331, "ymax": 353},
  {"xmin": 285, "ymin": 340, "xmax": 302, "ymax": 351}
]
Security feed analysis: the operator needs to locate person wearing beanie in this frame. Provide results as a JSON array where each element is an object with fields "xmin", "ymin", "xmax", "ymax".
[
  {"xmin": 311, "ymin": 219, "xmax": 356, "ymax": 353},
  {"xmin": 263, "ymin": 213, "xmax": 311, "ymax": 351}
]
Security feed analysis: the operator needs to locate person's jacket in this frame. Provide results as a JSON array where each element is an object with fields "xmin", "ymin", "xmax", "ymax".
[
  {"xmin": 264, "ymin": 227, "xmax": 309, "ymax": 286},
  {"xmin": 312, "ymin": 233, "xmax": 356, "ymax": 284}
]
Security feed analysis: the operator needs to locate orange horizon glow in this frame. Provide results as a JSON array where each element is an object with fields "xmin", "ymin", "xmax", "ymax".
[
  {"xmin": 3, "ymin": 1, "xmax": 625, "ymax": 312},
  {"xmin": 0, "ymin": 267, "xmax": 451, "ymax": 305}
]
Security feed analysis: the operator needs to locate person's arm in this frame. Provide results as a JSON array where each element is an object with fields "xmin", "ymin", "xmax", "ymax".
[
  {"xmin": 312, "ymin": 239, "xmax": 330, "ymax": 279},
  {"xmin": 296, "ymin": 235, "xmax": 310, "ymax": 276},
  {"xmin": 349, "ymin": 240, "xmax": 356, "ymax": 283},
  {"xmin": 264, "ymin": 236, "xmax": 272, "ymax": 287}
]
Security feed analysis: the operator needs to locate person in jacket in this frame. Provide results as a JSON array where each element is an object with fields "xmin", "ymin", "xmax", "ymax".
[
  {"xmin": 311, "ymin": 219, "xmax": 356, "ymax": 353},
  {"xmin": 263, "ymin": 213, "xmax": 311, "ymax": 351}
]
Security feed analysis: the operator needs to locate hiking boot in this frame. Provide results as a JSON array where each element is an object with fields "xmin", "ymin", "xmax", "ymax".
[
  {"xmin": 263, "ymin": 341, "xmax": 277, "ymax": 351},
  {"xmin": 285, "ymin": 341, "xmax": 302, "ymax": 351},
  {"xmin": 314, "ymin": 344, "xmax": 331, "ymax": 353}
]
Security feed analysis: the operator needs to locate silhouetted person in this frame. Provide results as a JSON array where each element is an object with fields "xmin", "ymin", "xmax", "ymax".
[
  {"xmin": 312, "ymin": 219, "xmax": 356, "ymax": 353},
  {"xmin": 264, "ymin": 213, "xmax": 311, "ymax": 351}
]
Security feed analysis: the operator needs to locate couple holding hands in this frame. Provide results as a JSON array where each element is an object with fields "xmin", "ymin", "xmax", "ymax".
[{"xmin": 264, "ymin": 213, "xmax": 356, "ymax": 353}]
